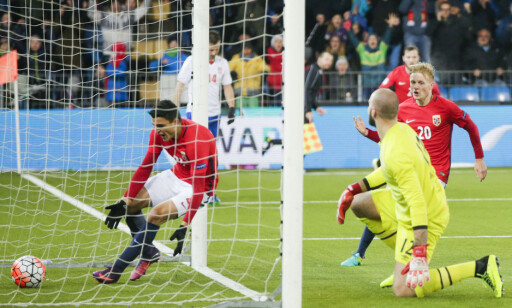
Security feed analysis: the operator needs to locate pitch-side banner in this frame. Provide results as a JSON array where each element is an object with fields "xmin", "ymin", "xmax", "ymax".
[
  {"xmin": 217, "ymin": 116, "xmax": 283, "ymax": 169},
  {"xmin": 1, "ymin": 106, "xmax": 512, "ymax": 170}
]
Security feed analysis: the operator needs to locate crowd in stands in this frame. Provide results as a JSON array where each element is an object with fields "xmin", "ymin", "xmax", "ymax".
[{"xmin": 1, "ymin": 0, "xmax": 512, "ymax": 108}]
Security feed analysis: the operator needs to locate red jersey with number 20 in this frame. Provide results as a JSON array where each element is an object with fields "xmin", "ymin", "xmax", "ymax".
[
  {"xmin": 397, "ymin": 96, "xmax": 470, "ymax": 183},
  {"xmin": 380, "ymin": 65, "xmax": 441, "ymax": 103},
  {"xmin": 124, "ymin": 118, "xmax": 218, "ymax": 223}
]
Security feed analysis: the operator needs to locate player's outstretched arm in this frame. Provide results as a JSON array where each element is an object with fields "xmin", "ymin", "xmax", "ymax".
[
  {"xmin": 474, "ymin": 158, "xmax": 487, "ymax": 181},
  {"xmin": 173, "ymin": 81, "xmax": 185, "ymax": 104},
  {"xmin": 224, "ymin": 84, "xmax": 236, "ymax": 124},
  {"xmin": 353, "ymin": 116, "xmax": 381, "ymax": 142}
]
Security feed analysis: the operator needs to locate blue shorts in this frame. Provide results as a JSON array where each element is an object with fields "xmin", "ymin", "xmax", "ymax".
[{"xmin": 186, "ymin": 112, "xmax": 221, "ymax": 138}]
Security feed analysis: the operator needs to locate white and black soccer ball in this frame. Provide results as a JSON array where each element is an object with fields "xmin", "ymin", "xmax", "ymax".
[{"xmin": 11, "ymin": 255, "xmax": 46, "ymax": 288}]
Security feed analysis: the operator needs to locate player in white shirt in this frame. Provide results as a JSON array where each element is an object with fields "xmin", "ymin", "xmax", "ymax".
[{"xmin": 173, "ymin": 30, "xmax": 236, "ymax": 138}]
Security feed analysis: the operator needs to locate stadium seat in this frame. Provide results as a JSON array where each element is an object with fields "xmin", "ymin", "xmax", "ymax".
[
  {"xmin": 131, "ymin": 40, "xmax": 153, "ymax": 59},
  {"xmin": 449, "ymin": 86, "xmax": 480, "ymax": 102},
  {"xmin": 439, "ymin": 86, "xmax": 448, "ymax": 98},
  {"xmin": 480, "ymin": 86, "xmax": 511, "ymax": 102},
  {"xmin": 150, "ymin": 0, "xmax": 171, "ymax": 21},
  {"xmin": 151, "ymin": 39, "xmax": 167, "ymax": 60},
  {"xmin": 139, "ymin": 81, "xmax": 161, "ymax": 101}
]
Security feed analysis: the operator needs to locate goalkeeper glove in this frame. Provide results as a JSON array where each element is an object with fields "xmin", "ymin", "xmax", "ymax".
[
  {"xmin": 337, "ymin": 182, "xmax": 362, "ymax": 224},
  {"xmin": 170, "ymin": 225, "xmax": 187, "ymax": 256},
  {"xmin": 105, "ymin": 200, "xmax": 127, "ymax": 229},
  {"xmin": 401, "ymin": 244, "xmax": 430, "ymax": 288},
  {"xmin": 227, "ymin": 107, "xmax": 236, "ymax": 125}
]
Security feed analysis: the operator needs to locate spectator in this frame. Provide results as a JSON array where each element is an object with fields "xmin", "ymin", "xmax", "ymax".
[
  {"xmin": 327, "ymin": 56, "xmax": 358, "ymax": 102},
  {"xmin": 449, "ymin": 0, "xmax": 472, "ymax": 32},
  {"xmin": 149, "ymin": 35, "xmax": 189, "ymax": 101},
  {"xmin": 347, "ymin": 13, "xmax": 399, "ymax": 100},
  {"xmin": 229, "ymin": 42, "xmax": 270, "ymax": 107},
  {"xmin": 87, "ymin": 0, "xmax": 151, "ymax": 61},
  {"xmin": 367, "ymin": 0, "xmax": 403, "ymax": 69},
  {"xmin": 99, "ymin": 43, "xmax": 131, "ymax": 106},
  {"xmin": 266, "ymin": 34, "xmax": 283, "ymax": 106},
  {"xmin": 469, "ymin": 0, "xmax": 497, "ymax": 34},
  {"xmin": 428, "ymin": 1, "xmax": 469, "ymax": 85},
  {"xmin": 0, "ymin": 37, "xmax": 9, "ymax": 56},
  {"xmin": 228, "ymin": 0, "xmax": 267, "ymax": 55},
  {"xmin": 495, "ymin": 3, "xmax": 512, "ymax": 48},
  {"xmin": 305, "ymin": 13, "xmax": 329, "ymax": 61},
  {"xmin": 18, "ymin": 35, "xmax": 50, "ymax": 108},
  {"xmin": 0, "ymin": 12, "xmax": 27, "ymax": 54},
  {"xmin": 464, "ymin": 28, "xmax": 506, "ymax": 85},
  {"xmin": 324, "ymin": 14, "xmax": 349, "ymax": 49},
  {"xmin": 305, "ymin": 52, "xmax": 333, "ymax": 123},
  {"xmin": 266, "ymin": 8, "xmax": 284, "ymax": 39},
  {"xmin": 350, "ymin": 0, "xmax": 371, "ymax": 26},
  {"xmin": 399, "ymin": 0, "xmax": 435, "ymax": 62},
  {"xmin": 325, "ymin": 35, "xmax": 346, "ymax": 70},
  {"xmin": 225, "ymin": 31, "xmax": 253, "ymax": 61},
  {"xmin": 54, "ymin": 0, "xmax": 87, "ymax": 106}
]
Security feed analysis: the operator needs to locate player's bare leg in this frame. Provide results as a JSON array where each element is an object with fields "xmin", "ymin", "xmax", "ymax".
[
  {"xmin": 147, "ymin": 200, "xmax": 179, "ymax": 226},
  {"xmin": 123, "ymin": 187, "xmax": 151, "ymax": 213},
  {"xmin": 350, "ymin": 192, "xmax": 381, "ymax": 221}
]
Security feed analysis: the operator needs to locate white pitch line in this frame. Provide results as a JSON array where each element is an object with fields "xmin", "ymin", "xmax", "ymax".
[
  {"xmin": 22, "ymin": 173, "xmax": 264, "ymax": 302},
  {"xmin": 302, "ymin": 198, "xmax": 512, "ymax": 204},
  {"xmin": 304, "ymin": 235, "xmax": 512, "ymax": 241}
]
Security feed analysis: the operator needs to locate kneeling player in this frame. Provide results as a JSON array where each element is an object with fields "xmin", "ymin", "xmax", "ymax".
[
  {"xmin": 337, "ymin": 89, "xmax": 503, "ymax": 298},
  {"xmin": 92, "ymin": 100, "xmax": 218, "ymax": 283}
]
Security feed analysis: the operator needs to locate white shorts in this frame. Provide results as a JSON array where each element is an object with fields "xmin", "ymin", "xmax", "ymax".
[{"xmin": 144, "ymin": 170, "xmax": 193, "ymax": 217}]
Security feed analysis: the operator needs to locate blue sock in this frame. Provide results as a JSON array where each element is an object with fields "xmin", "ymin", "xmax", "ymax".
[
  {"xmin": 356, "ymin": 226, "xmax": 375, "ymax": 258},
  {"xmin": 125, "ymin": 210, "xmax": 146, "ymax": 238},
  {"xmin": 112, "ymin": 222, "xmax": 160, "ymax": 274}
]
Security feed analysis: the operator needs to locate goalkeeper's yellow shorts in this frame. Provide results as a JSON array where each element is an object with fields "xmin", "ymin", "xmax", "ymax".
[{"xmin": 371, "ymin": 188, "xmax": 450, "ymax": 265}]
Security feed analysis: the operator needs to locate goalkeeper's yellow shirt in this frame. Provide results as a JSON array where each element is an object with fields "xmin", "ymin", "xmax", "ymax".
[{"xmin": 379, "ymin": 122, "xmax": 448, "ymax": 229}]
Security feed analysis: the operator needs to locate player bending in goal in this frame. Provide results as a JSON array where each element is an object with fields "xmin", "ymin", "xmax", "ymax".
[
  {"xmin": 340, "ymin": 62, "xmax": 487, "ymax": 274},
  {"xmin": 338, "ymin": 88, "xmax": 503, "ymax": 298},
  {"xmin": 92, "ymin": 100, "xmax": 218, "ymax": 284}
]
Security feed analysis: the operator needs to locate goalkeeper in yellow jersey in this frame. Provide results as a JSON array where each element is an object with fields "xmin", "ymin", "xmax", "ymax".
[{"xmin": 336, "ymin": 88, "xmax": 503, "ymax": 298}]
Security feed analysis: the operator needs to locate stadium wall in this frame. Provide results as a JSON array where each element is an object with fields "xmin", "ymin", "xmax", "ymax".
[{"xmin": 1, "ymin": 106, "xmax": 511, "ymax": 170}]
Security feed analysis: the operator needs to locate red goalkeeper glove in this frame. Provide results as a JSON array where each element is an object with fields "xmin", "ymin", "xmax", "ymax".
[
  {"xmin": 401, "ymin": 245, "xmax": 430, "ymax": 288},
  {"xmin": 337, "ymin": 182, "xmax": 362, "ymax": 224}
]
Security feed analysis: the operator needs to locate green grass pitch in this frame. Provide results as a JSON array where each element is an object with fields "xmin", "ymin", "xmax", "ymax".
[{"xmin": 0, "ymin": 168, "xmax": 511, "ymax": 307}]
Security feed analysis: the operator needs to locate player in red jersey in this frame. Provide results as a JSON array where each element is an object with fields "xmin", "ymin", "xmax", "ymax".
[
  {"xmin": 92, "ymin": 100, "xmax": 218, "ymax": 284},
  {"xmin": 379, "ymin": 45, "xmax": 441, "ymax": 103},
  {"xmin": 340, "ymin": 63, "xmax": 487, "ymax": 276}
]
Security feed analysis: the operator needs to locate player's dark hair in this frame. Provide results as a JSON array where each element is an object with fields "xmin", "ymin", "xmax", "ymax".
[
  {"xmin": 148, "ymin": 100, "xmax": 181, "ymax": 122},
  {"xmin": 209, "ymin": 30, "xmax": 221, "ymax": 44},
  {"xmin": 404, "ymin": 45, "xmax": 419, "ymax": 55}
]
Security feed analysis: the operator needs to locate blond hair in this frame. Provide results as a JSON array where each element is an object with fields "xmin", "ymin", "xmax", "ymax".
[{"xmin": 409, "ymin": 62, "xmax": 435, "ymax": 82}]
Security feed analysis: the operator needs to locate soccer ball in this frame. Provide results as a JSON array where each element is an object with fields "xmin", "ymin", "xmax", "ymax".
[{"xmin": 11, "ymin": 255, "xmax": 46, "ymax": 288}]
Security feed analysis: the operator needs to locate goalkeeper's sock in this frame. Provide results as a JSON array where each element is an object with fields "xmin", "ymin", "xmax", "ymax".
[
  {"xmin": 359, "ymin": 218, "xmax": 396, "ymax": 249},
  {"xmin": 112, "ymin": 222, "xmax": 160, "ymax": 274},
  {"xmin": 356, "ymin": 226, "xmax": 375, "ymax": 258},
  {"xmin": 125, "ymin": 210, "xmax": 146, "ymax": 237},
  {"xmin": 414, "ymin": 261, "xmax": 476, "ymax": 297}
]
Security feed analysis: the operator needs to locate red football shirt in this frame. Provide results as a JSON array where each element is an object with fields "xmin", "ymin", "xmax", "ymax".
[
  {"xmin": 397, "ymin": 96, "xmax": 471, "ymax": 183},
  {"xmin": 379, "ymin": 65, "xmax": 441, "ymax": 103},
  {"xmin": 124, "ymin": 118, "xmax": 218, "ymax": 223}
]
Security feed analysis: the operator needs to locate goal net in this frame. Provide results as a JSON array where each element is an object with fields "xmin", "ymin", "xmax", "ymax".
[{"xmin": 0, "ymin": 0, "xmax": 303, "ymax": 306}]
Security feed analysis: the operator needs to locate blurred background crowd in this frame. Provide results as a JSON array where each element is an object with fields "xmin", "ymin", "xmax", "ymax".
[{"xmin": 1, "ymin": 0, "xmax": 512, "ymax": 108}]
